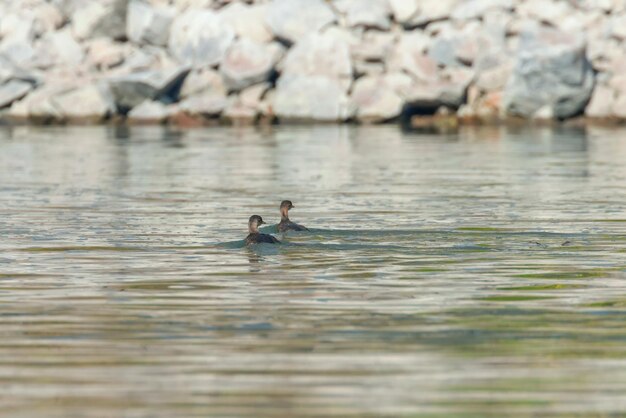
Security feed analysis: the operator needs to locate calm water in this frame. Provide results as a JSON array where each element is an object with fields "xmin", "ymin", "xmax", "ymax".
[{"xmin": 0, "ymin": 125, "xmax": 625, "ymax": 417}]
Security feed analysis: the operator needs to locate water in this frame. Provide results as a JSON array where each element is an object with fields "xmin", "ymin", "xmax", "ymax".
[{"xmin": 0, "ymin": 124, "xmax": 625, "ymax": 417}]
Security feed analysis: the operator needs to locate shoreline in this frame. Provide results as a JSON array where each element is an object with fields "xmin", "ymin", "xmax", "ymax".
[{"xmin": 1, "ymin": 0, "xmax": 626, "ymax": 127}]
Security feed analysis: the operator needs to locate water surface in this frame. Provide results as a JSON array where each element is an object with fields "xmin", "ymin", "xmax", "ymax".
[{"xmin": 0, "ymin": 125, "xmax": 625, "ymax": 417}]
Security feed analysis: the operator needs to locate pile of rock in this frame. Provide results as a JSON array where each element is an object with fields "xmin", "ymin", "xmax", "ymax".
[{"xmin": 0, "ymin": 0, "xmax": 624, "ymax": 125}]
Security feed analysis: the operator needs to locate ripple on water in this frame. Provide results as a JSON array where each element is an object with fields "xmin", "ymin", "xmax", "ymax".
[{"xmin": 0, "ymin": 125, "xmax": 625, "ymax": 417}]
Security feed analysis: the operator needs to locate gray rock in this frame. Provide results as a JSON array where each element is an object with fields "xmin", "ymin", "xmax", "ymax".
[
  {"xmin": 351, "ymin": 75, "xmax": 404, "ymax": 122},
  {"xmin": 127, "ymin": 99, "xmax": 172, "ymax": 122},
  {"xmin": 168, "ymin": 9, "xmax": 235, "ymax": 67},
  {"xmin": 220, "ymin": 39, "xmax": 281, "ymax": 91},
  {"xmin": 72, "ymin": 0, "xmax": 127, "ymax": 40},
  {"xmin": 273, "ymin": 74, "xmax": 354, "ymax": 121},
  {"xmin": 0, "ymin": 34, "xmax": 37, "ymax": 68},
  {"xmin": 219, "ymin": 2, "xmax": 273, "ymax": 43},
  {"xmin": 0, "ymin": 80, "xmax": 33, "ymax": 108},
  {"xmin": 405, "ymin": 68, "xmax": 473, "ymax": 109},
  {"xmin": 108, "ymin": 66, "xmax": 191, "ymax": 110},
  {"xmin": 52, "ymin": 84, "xmax": 116, "ymax": 121},
  {"xmin": 266, "ymin": 0, "xmax": 336, "ymax": 44},
  {"xmin": 8, "ymin": 82, "xmax": 72, "ymax": 123},
  {"xmin": 281, "ymin": 31, "xmax": 352, "ymax": 90},
  {"xmin": 127, "ymin": 0, "xmax": 176, "ymax": 47},
  {"xmin": 503, "ymin": 27, "xmax": 595, "ymax": 119},
  {"xmin": 334, "ymin": 0, "xmax": 391, "ymax": 30},
  {"xmin": 428, "ymin": 37, "xmax": 461, "ymax": 67}
]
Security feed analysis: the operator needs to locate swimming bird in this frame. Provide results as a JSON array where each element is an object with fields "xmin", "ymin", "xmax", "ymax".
[
  {"xmin": 245, "ymin": 215, "xmax": 280, "ymax": 245},
  {"xmin": 277, "ymin": 200, "xmax": 309, "ymax": 232}
]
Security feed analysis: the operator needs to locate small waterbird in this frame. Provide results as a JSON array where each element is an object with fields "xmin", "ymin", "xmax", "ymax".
[
  {"xmin": 245, "ymin": 215, "xmax": 280, "ymax": 245},
  {"xmin": 277, "ymin": 200, "xmax": 309, "ymax": 232}
]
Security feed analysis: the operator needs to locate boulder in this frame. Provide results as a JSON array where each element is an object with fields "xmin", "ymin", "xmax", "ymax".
[
  {"xmin": 388, "ymin": 32, "xmax": 433, "ymax": 80},
  {"xmin": 85, "ymin": 38, "xmax": 129, "ymax": 69},
  {"xmin": 223, "ymin": 96, "xmax": 258, "ymax": 123},
  {"xmin": 107, "ymin": 66, "xmax": 190, "ymax": 110},
  {"xmin": 127, "ymin": 0, "xmax": 176, "ymax": 47},
  {"xmin": 407, "ymin": 0, "xmax": 458, "ymax": 27},
  {"xmin": 273, "ymin": 74, "xmax": 354, "ymax": 121},
  {"xmin": 585, "ymin": 84, "xmax": 614, "ymax": 118},
  {"xmin": 351, "ymin": 75, "xmax": 404, "ymax": 122},
  {"xmin": 451, "ymin": 0, "xmax": 513, "ymax": 20},
  {"xmin": 351, "ymin": 31, "xmax": 396, "ymax": 63},
  {"xmin": 240, "ymin": 82, "xmax": 270, "ymax": 109},
  {"xmin": 388, "ymin": 0, "xmax": 419, "ymax": 24},
  {"xmin": 8, "ymin": 83, "xmax": 72, "ymax": 123},
  {"xmin": 179, "ymin": 92, "xmax": 228, "ymax": 116},
  {"xmin": 34, "ymin": 29, "xmax": 84, "ymax": 68},
  {"xmin": 265, "ymin": 0, "xmax": 336, "ymax": 44},
  {"xmin": 220, "ymin": 39, "xmax": 282, "ymax": 91},
  {"xmin": 180, "ymin": 68, "xmax": 226, "ymax": 98},
  {"xmin": 168, "ymin": 9, "xmax": 235, "ymax": 68},
  {"xmin": 405, "ymin": 68, "xmax": 474, "ymax": 110},
  {"xmin": 127, "ymin": 99, "xmax": 172, "ymax": 123},
  {"xmin": 52, "ymin": 84, "xmax": 116, "ymax": 122},
  {"xmin": 72, "ymin": 0, "xmax": 127, "ymax": 40},
  {"xmin": 0, "ymin": 80, "xmax": 33, "ymax": 108},
  {"xmin": 333, "ymin": 0, "xmax": 391, "ymax": 30},
  {"xmin": 516, "ymin": 0, "xmax": 573, "ymax": 27},
  {"xmin": 503, "ymin": 27, "xmax": 595, "ymax": 119},
  {"xmin": 611, "ymin": 92, "xmax": 626, "ymax": 119},
  {"xmin": 219, "ymin": 2, "xmax": 273, "ymax": 43},
  {"xmin": 281, "ymin": 31, "xmax": 352, "ymax": 90}
]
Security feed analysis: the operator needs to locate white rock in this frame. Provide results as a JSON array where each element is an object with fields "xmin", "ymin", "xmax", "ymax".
[
  {"xmin": 35, "ymin": 29, "xmax": 84, "ymax": 68},
  {"xmin": 179, "ymin": 93, "xmax": 228, "ymax": 116},
  {"xmin": 408, "ymin": 0, "xmax": 458, "ymax": 27},
  {"xmin": 86, "ymin": 38, "xmax": 129, "ymax": 70},
  {"xmin": 72, "ymin": 0, "xmax": 127, "ymax": 40},
  {"xmin": 388, "ymin": 31, "xmax": 433, "ymax": 79},
  {"xmin": 585, "ymin": 84, "xmax": 614, "ymax": 118},
  {"xmin": 334, "ymin": 0, "xmax": 391, "ymax": 30},
  {"xmin": 273, "ymin": 74, "xmax": 354, "ymax": 121},
  {"xmin": 219, "ymin": 3, "xmax": 273, "ymax": 43},
  {"xmin": 128, "ymin": 99, "xmax": 171, "ymax": 122},
  {"xmin": 451, "ymin": 0, "xmax": 513, "ymax": 20},
  {"xmin": 0, "ymin": 80, "xmax": 33, "ymax": 108},
  {"xmin": 516, "ymin": 0, "xmax": 573, "ymax": 27},
  {"xmin": 168, "ymin": 9, "xmax": 235, "ymax": 67},
  {"xmin": 281, "ymin": 31, "xmax": 353, "ymax": 89},
  {"xmin": 52, "ymin": 84, "xmax": 115, "ymax": 121},
  {"xmin": 220, "ymin": 39, "xmax": 282, "ymax": 91},
  {"xmin": 351, "ymin": 75, "xmax": 404, "ymax": 122},
  {"xmin": 127, "ymin": 0, "xmax": 176, "ymax": 47},
  {"xmin": 351, "ymin": 31, "xmax": 396, "ymax": 62},
  {"xmin": 388, "ymin": 0, "xmax": 419, "ymax": 24},
  {"xmin": 266, "ymin": 0, "xmax": 336, "ymax": 44},
  {"xmin": 240, "ymin": 82, "xmax": 270, "ymax": 108},
  {"xmin": 180, "ymin": 68, "xmax": 226, "ymax": 98}
]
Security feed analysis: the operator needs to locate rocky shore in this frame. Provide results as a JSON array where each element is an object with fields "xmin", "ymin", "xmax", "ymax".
[{"xmin": 0, "ymin": 0, "xmax": 625, "ymax": 126}]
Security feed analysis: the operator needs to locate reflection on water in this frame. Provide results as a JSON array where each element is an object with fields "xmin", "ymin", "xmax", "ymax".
[{"xmin": 0, "ymin": 125, "xmax": 625, "ymax": 417}]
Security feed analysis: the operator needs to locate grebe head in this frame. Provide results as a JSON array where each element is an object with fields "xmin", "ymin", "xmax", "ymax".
[
  {"xmin": 280, "ymin": 200, "xmax": 294, "ymax": 220},
  {"xmin": 248, "ymin": 215, "xmax": 265, "ymax": 233}
]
